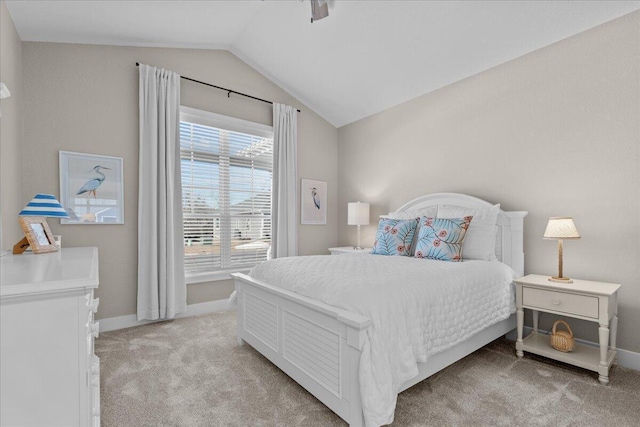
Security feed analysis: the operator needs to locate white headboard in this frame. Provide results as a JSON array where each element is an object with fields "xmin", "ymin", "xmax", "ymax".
[{"xmin": 395, "ymin": 193, "xmax": 528, "ymax": 277}]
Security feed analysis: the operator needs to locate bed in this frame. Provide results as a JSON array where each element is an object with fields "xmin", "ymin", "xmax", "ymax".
[{"xmin": 231, "ymin": 193, "xmax": 527, "ymax": 426}]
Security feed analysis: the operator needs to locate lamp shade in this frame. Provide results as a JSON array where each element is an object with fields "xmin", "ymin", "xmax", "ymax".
[
  {"xmin": 19, "ymin": 194, "xmax": 70, "ymax": 218},
  {"xmin": 348, "ymin": 202, "xmax": 370, "ymax": 226},
  {"xmin": 543, "ymin": 217, "xmax": 580, "ymax": 240}
]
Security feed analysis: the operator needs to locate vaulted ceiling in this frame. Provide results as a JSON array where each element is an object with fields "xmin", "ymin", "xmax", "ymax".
[{"xmin": 6, "ymin": 1, "xmax": 640, "ymax": 127}]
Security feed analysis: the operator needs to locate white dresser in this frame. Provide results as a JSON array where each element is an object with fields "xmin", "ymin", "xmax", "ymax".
[{"xmin": 1, "ymin": 247, "xmax": 100, "ymax": 426}]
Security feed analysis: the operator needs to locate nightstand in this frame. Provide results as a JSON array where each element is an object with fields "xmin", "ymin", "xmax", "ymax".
[
  {"xmin": 328, "ymin": 247, "xmax": 372, "ymax": 255},
  {"xmin": 514, "ymin": 274, "xmax": 621, "ymax": 384}
]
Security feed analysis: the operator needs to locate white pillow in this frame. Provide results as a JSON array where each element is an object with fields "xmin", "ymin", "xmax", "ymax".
[
  {"xmin": 381, "ymin": 206, "xmax": 438, "ymax": 255},
  {"xmin": 438, "ymin": 204, "xmax": 500, "ymax": 261}
]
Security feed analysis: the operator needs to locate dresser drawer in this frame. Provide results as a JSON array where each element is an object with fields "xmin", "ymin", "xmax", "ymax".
[{"xmin": 522, "ymin": 287, "xmax": 599, "ymax": 318}]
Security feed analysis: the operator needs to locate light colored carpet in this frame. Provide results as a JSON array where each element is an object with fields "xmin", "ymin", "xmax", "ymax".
[{"xmin": 96, "ymin": 310, "xmax": 640, "ymax": 426}]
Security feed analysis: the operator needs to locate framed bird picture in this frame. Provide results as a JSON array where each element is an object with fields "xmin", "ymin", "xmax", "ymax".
[
  {"xmin": 59, "ymin": 151, "xmax": 124, "ymax": 224},
  {"xmin": 301, "ymin": 179, "xmax": 327, "ymax": 225}
]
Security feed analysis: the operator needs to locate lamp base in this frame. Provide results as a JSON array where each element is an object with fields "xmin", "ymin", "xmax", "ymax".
[{"xmin": 549, "ymin": 276, "xmax": 573, "ymax": 284}]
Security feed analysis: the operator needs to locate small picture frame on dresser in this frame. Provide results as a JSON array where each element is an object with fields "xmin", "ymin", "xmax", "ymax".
[{"xmin": 18, "ymin": 216, "xmax": 59, "ymax": 254}]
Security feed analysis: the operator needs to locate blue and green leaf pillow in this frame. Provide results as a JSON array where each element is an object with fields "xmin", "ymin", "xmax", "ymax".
[
  {"xmin": 414, "ymin": 216, "xmax": 473, "ymax": 262},
  {"xmin": 371, "ymin": 218, "xmax": 419, "ymax": 256}
]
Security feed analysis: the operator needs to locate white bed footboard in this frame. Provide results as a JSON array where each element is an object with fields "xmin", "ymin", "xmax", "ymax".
[{"xmin": 232, "ymin": 273, "xmax": 370, "ymax": 427}]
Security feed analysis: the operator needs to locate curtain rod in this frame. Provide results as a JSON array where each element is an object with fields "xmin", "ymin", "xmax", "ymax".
[{"xmin": 136, "ymin": 62, "xmax": 301, "ymax": 113}]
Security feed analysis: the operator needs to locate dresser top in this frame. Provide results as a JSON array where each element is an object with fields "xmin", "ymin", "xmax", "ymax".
[
  {"xmin": 1, "ymin": 247, "xmax": 99, "ymax": 298},
  {"xmin": 514, "ymin": 274, "xmax": 621, "ymax": 296}
]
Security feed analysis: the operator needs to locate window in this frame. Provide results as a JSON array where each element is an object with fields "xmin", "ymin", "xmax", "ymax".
[{"xmin": 180, "ymin": 107, "xmax": 273, "ymax": 282}]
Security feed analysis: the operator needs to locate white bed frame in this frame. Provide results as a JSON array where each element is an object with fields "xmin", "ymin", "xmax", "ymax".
[{"xmin": 232, "ymin": 193, "xmax": 527, "ymax": 426}]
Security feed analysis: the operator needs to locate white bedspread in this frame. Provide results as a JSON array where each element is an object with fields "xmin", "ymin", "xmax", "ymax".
[{"xmin": 248, "ymin": 254, "xmax": 517, "ymax": 427}]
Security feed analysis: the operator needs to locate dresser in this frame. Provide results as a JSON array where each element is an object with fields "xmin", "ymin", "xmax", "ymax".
[{"xmin": 1, "ymin": 247, "xmax": 100, "ymax": 426}]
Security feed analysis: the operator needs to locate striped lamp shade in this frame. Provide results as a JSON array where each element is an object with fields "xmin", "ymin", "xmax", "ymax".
[{"xmin": 19, "ymin": 194, "xmax": 70, "ymax": 218}]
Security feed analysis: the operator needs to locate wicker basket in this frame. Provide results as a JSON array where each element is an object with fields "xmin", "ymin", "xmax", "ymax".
[{"xmin": 550, "ymin": 320, "xmax": 575, "ymax": 352}]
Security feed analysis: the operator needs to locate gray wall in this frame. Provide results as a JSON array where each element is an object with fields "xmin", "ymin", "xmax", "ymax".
[
  {"xmin": 338, "ymin": 12, "xmax": 640, "ymax": 352},
  {"xmin": 0, "ymin": 0, "xmax": 24, "ymax": 251},
  {"xmin": 21, "ymin": 42, "xmax": 338, "ymax": 320}
]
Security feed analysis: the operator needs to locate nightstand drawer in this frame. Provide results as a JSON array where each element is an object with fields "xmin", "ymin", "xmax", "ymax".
[{"xmin": 522, "ymin": 287, "xmax": 598, "ymax": 318}]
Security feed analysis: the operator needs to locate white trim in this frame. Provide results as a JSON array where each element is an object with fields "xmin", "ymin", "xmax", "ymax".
[
  {"xmin": 13, "ymin": 38, "xmax": 231, "ymax": 51},
  {"xmin": 186, "ymin": 268, "xmax": 251, "ymax": 284},
  {"xmin": 180, "ymin": 105, "xmax": 273, "ymax": 139},
  {"xmin": 506, "ymin": 326, "xmax": 640, "ymax": 372},
  {"xmin": 616, "ymin": 347, "xmax": 640, "ymax": 371},
  {"xmin": 98, "ymin": 299, "xmax": 232, "ymax": 332}
]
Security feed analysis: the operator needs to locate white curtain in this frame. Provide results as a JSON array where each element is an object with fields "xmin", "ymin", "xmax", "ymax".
[
  {"xmin": 137, "ymin": 64, "xmax": 186, "ymax": 321},
  {"xmin": 272, "ymin": 103, "xmax": 298, "ymax": 258}
]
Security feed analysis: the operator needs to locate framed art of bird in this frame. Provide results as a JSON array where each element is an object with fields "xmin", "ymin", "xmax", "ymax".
[
  {"xmin": 301, "ymin": 178, "xmax": 327, "ymax": 225},
  {"xmin": 59, "ymin": 151, "xmax": 124, "ymax": 224}
]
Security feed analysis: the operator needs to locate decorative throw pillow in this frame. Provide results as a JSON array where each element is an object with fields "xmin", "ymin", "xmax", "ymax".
[
  {"xmin": 381, "ymin": 206, "xmax": 438, "ymax": 255},
  {"xmin": 371, "ymin": 218, "xmax": 419, "ymax": 256},
  {"xmin": 438, "ymin": 204, "xmax": 500, "ymax": 261},
  {"xmin": 414, "ymin": 216, "xmax": 473, "ymax": 262}
]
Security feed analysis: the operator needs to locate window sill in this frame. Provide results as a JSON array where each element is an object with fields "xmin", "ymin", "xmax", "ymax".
[{"xmin": 186, "ymin": 268, "xmax": 251, "ymax": 285}]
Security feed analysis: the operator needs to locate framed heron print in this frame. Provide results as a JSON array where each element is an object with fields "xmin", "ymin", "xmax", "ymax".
[
  {"xmin": 301, "ymin": 178, "xmax": 327, "ymax": 225},
  {"xmin": 59, "ymin": 151, "xmax": 124, "ymax": 224}
]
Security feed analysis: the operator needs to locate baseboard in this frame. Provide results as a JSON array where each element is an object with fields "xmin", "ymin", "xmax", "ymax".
[
  {"xmin": 100, "ymin": 309, "xmax": 639, "ymax": 371},
  {"xmin": 505, "ymin": 326, "xmax": 640, "ymax": 372},
  {"xmin": 99, "ymin": 299, "xmax": 232, "ymax": 333}
]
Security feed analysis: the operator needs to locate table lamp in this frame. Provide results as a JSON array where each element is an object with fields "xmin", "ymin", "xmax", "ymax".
[
  {"xmin": 543, "ymin": 217, "xmax": 580, "ymax": 283},
  {"xmin": 13, "ymin": 194, "xmax": 70, "ymax": 254},
  {"xmin": 348, "ymin": 201, "xmax": 370, "ymax": 250}
]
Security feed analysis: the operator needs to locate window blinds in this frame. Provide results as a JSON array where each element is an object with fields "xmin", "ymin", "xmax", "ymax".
[{"xmin": 180, "ymin": 120, "xmax": 273, "ymax": 276}]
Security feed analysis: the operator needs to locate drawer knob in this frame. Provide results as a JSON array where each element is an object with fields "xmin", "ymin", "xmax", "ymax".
[
  {"xmin": 91, "ymin": 322, "xmax": 100, "ymax": 338},
  {"xmin": 552, "ymin": 299, "xmax": 561, "ymax": 305},
  {"xmin": 89, "ymin": 298, "xmax": 100, "ymax": 313}
]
